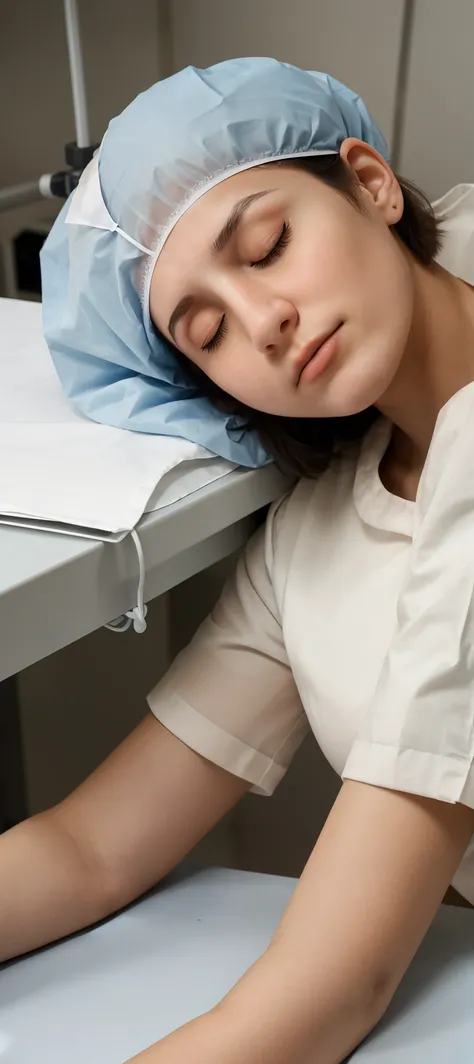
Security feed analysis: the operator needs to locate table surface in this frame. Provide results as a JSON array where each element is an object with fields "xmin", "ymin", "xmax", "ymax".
[
  {"xmin": 0, "ymin": 866, "xmax": 473, "ymax": 1064},
  {"xmin": 0, "ymin": 461, "xmax": 290, "ymax": 682}
]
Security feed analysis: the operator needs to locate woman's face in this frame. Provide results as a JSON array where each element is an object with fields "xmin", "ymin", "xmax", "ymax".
[{"xmin": 150, "ymin": 138, "xmax": 414, "ymax": 418}]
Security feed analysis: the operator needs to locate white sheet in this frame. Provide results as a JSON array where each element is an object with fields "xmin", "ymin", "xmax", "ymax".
[{"xmin": 0, "ymin": 299, "xmax": 236, "ymax": 539}]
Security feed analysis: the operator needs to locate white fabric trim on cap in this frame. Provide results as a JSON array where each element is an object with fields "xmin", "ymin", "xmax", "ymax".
[
  {"xmin": 142, "ymin": 147, "xmax": 338, "ymax": 315},
  {"xmin": 66, "ymin": 153, "xmax": 154, "ymax": 257}
]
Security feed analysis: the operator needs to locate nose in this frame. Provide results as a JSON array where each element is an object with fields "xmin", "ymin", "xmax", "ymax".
[
  {"xmin": 228, "ymin": 278, "xmax": 298, "ymax": 356},
  {"xmin": 249, "ymin": 297, "xmax": 297, "ymax": 356}
]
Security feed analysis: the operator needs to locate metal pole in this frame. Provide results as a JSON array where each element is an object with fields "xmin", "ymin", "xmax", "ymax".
[
  {"xmin": 391, "ymin": 0, "xmax": 416, "ymax": 171},
  {"xmin": 0, "ymin": 181, "xmax": 45, "ymax": 213},
  {"xmin": 63, "ymin": 0, "xmax": 91, "ymax": 148}
]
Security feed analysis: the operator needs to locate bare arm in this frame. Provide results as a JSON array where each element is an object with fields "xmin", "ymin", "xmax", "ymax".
[
  {"xmin": 0, "ymin": 712, "xmax": 249, "ymax": 962},
  {"xmin": 223, "ymin": 781, "xmax": 474, "ymax": 1062},
  {"xmin": 126, "ymin": 780, "xmax": 474, "ymax": 1063}
]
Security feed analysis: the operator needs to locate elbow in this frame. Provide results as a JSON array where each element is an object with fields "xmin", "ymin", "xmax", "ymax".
[
  {"xmin": 360, "ymin": 967, "xmax": 397, "ymax": 1030},
  {"xmin": 262, "ymin": 942, "xmax": 396, "ymax": 1058},
  {"xmin": 48, "ymin": 806, "xmax": 134, "ymax": 919},
  {"xmin": 317, "ymin": 963, "xmax": 398, "ymax": 1054},
  {"xmin": 334, "ymin": 974, "xmax": 394, "ymax": 1061}
]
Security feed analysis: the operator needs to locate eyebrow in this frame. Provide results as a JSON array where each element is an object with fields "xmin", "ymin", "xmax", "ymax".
[{"xmin": 167, "ymin": 188, "xmax": 275, "ymax": 343}]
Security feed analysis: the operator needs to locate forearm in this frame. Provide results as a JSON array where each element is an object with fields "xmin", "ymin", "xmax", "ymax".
[
  {"xmin": 127, "ymin": 783, "xmax": 474, "ymax": 1064},
  {"xmin": 125, "ymin": 946, "xmax": 384, "ymax": 1064},
  {"xmin": 0, "ymin": 810, "xmax": 115, "ymax": 962},
  {"xmin": 221, "ymin": 946, "xmax": 382, "ymax": 1064}
]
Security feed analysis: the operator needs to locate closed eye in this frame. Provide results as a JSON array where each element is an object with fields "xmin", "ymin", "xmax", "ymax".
[
  {"xmin": 251, "ymin": 220, "xmax": 292, "ymax": 268},
  {"xmin": 201, "ymin": 316, "xmax": 228, "ymax": 354},
  {"xmin": 201, "ymin": 221, "xmax": 292, "ymax": 353}
]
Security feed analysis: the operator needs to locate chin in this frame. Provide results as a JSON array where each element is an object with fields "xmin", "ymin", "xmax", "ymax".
[{"xmin": 323, "ymin": 348, "xmax": 401, "ymax": 418}]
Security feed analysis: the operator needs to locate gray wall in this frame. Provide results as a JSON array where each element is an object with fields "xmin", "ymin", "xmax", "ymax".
[
  {"xmin": 18, "ymin": 597, "xmax": 170, "ymax": 812},
  {"xmin": 398, "ymin": 0, "xmax": 474, "ymax": 199},
  {"xmin": 0, "ymin": 0, "xmax": 165, "ymax": 189}
]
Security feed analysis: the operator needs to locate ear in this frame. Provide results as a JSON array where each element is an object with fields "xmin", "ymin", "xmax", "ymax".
[{"xmin": 339, "ymin": 137, "xmax": 404, "ymax": 225}]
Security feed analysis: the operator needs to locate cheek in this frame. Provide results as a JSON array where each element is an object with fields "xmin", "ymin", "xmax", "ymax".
[
  {"xmin": 204, "ymin": 339, "xmax": 283, "ymax": 410},
  {"xmin": 358, "ymin": 233, "xmax": 414, "ymax": 352},
  {"xmin": 209, "ymin": 347, "xmax": 270, "ymax": 404},
  {"xmin": 325, "ymin": 217, "xmax": 413, "ymax": 343},
  {"xmin": 334, "ymin": 241, "xmax": 414, "ymax": 411},
  {"xmin": 291, "ymin": 215, "xmax": 363, "ymax": 307}
]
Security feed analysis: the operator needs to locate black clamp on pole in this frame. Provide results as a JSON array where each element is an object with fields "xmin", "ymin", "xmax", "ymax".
[{"xmin": 48, "ymin": 141, "xmax": 99, "ymax": 199}]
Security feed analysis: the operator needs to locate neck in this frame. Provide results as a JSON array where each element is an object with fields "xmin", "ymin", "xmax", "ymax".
[{"xmin": 376, "ymin": 254, "xmax": 474, "ymax": 469}]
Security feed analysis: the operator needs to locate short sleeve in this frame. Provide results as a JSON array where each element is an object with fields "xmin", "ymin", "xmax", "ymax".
[
  {"xmin": 147, "ymin": 494, "xmax": 309, "ymax": 795},
  {"xmin": 343, "ymin": 384, "xmax": 474, "ymax": 808}
]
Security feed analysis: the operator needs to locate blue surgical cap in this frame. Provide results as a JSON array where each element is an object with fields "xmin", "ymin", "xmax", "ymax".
[{"xmin": 40, "ymin": 57, "xmax": 389, "ymax": 466}]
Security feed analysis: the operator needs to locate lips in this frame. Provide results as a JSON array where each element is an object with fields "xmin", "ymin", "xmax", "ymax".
[{"xmin": 294, "ymin": 325, "xmax": 340, "ymax": 385}]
